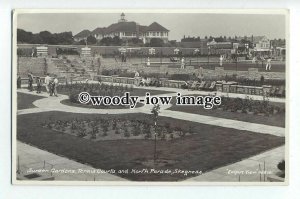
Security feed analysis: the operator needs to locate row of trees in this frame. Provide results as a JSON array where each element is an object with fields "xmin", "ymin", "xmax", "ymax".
[
  {"xmin": 17, "ymin": 29, "xmax": 166, "ymax": 47},
  {"xmin": 17, "ymin": 29, "xmax": 74, "ymax": 45}
]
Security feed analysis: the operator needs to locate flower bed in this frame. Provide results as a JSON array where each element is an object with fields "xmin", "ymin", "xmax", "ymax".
[
  {"xmin": 168, "ymin": 94, "xmax": 285, "ymax": 127},
  {"xmin": 18, "ymin": 111, "xmax": 285, "ymax": 181},
  {"xmin": 56, "ymin": 82, "xmax": 172, "ymax": 109},
  {"xmin": 42, "ymin": 117, "xmax": 192, "ymax": 141},
  {"xmin": 217, "ymin": 96, "xmax": 285, "ymax": 116}
]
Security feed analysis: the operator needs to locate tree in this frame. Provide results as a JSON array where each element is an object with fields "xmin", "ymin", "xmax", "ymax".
[
  {"xmin": 151, "ymin": 104, "xmax": 160, "ymax": 162},
  {"xmin": 55, "ymin": 32, "xmax": 74, "ymax": 44},
  {"xmin": 149, "ymin": 38, "xmax": 164, "ymax": 47},
  {"xmin": 39, "ymin": 31, "xmax": 53, "ymax": 43},
  {"xmin": 30, "ymin": 34, "xmax": 43, "ymax": 44},
  {"xmin": 112, "ymin": 36, "xmax": 122, "ymax": 46},
  {"xmin": 87, "ymin": 35, "xmax": 97, "ymax": 45},
  {"xmin": 17, "ymin": 29, "xmax": 74, "ymax": 45},
  {"xmin": 151, "ymin": 104, "xmax": 160, "ymax": 124},
  {"xmin": 129, "ymin": 38, "xmax": 143, "ymax": 46},
  {"xmin": 17, "ymin": 29, "xmax": 33, "ymax": 43},
  {"xmin": 169, "ymin": 40, "xmax": 177, "ymax": 47},
  {"xmin": 78, "ymin": 39, "xmax": 86, "ymax": 45},
  {"xmin": 100, "ymin": 37, "xmax": 112, "ymax": 46}
]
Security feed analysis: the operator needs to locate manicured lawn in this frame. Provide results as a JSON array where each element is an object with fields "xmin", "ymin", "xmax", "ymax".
[
  {"xmin": 17, "ymin": 92, "xmax": 46, "ymax": 110},
  {"xmin": 17, "ymin": 111, "xmax": 284, "ymax": 181},
  {"xmin": 168, "ymin": 96, "xmax": 285, "ymax": 127}
]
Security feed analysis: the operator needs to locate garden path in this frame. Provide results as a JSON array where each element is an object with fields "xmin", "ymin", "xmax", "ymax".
[
  {"xmin": 17, "ymin": 88, "xmax": 285, "ymax": 137},
  {"xmin": 17, "ymin": 141, "xmax": 285, "ymax": 183},
  {"xmin": 21, "ymin": 82, "xmax": 286, "ymax": 103},
  {"xmin": 17, "ymin": 141, "xmax": 127, "ymax": 182}
]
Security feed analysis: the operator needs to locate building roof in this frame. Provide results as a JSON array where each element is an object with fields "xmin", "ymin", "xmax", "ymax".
[
  {"xmin": 146, "ymin": 22, "xmax": 169, "ymax": 32},
  {"xmin": 75, "ymin": 18, "xmax": 169, "ymax": 37},
  {"xmin": 138, "ymin": 25, "xmax": 148, "ymax": 33},
  {"xmin": 214, "ymin": 42, "xmax": 232, "ymax": 49},
  {"xmin": 106, "ymin": 21, "xmax": 138, "ymax": 33},
  {"xmin": 236, "ymin": 36, "xmax": 267, "ymax": 44},
  {"xmin": 74, "ymin": 29, "xmax": 91, "ymax": 38},
  {"xmin": 91, "ymin": 27, "xmax": 106, "ymax": 35},
  {"xmin": 253, "ymin": 36, "xmax": 267, "ymax": 43},
  {"xmin": 102, "ymin": 21, "xmax": 169, "ymax": 34}
]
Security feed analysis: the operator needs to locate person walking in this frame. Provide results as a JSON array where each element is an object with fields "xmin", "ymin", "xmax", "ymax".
[
  {"xmin": 181, "ymin": 57, "xmax": 185, "ymax": 69},
  {"xmin": 28, "ymin": 73, "xmax": 34, "ymax": 92},
  {"xmin": 44, "ymin": 73, "xmax": 51, "ymax": 93},
  {"xmin": 252, "ymin": 56, "xmax": 256, "ymax": 64},
  {"xmin": 53, "ymin": 75, "xmax": 59, "ymax": 97},
  {"xmin": 134, "ymin": 70, "xmax": 140, "ymax": 86},
  {"xmin": 36, "ymin": 76, "xmax": 42, "ymax": 93},
  {"xmin": 17, "ymin": 75, "xmax": 21, "ymax": 89},
  {"xmin": 49, "ymin": 80, "xmax": 54, "ymax": 96},
  {"xmin": 219, "ymin": 55, "xmax": 224, "ymax": 66},
  {"xmin": 266, "ymin": 57, "xmax": 272, "ymax": 71}
]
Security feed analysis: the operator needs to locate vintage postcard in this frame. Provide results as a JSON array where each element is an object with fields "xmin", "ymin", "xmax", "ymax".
[{"xmin": 12, "ymin": 9, "xmax": 288, "ymax": 185}]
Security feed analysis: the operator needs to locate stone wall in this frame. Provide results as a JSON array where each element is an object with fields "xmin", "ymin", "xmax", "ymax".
[{"xmin": 18, "ymin": 57, "xmax": 46, "ymax": 77}]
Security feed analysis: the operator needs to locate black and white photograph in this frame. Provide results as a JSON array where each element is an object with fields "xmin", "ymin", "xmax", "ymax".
[{"xmin": 12, "ymin": 9, "xmax": 287, "ymax": 185}]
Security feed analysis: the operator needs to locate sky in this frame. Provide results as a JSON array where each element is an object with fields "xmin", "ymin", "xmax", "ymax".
[{"xmin": 17, "ymin": 12, "xmax": 286, "ymax": 41}]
